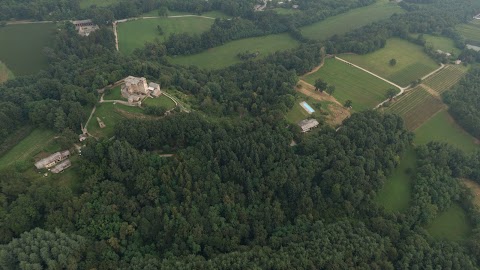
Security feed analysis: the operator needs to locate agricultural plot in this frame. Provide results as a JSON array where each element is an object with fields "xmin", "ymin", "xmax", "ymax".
[
  {"xmin": 117, "ymin": 17, "xmax": 214, "ymax": 54},
  {"xmin": 414, "ymin": 110, "xmax": 479, "ymax": 153},
  {"xmin": 87, "ymin": 103, "xmax": 145, "ymax": 138},
  {"xmin": 456, "ymin": 20, "xmax": 480, "ymax": 45},
  {"xmin": 300, "ymin": 0, "xmax": 403, "ymax": 41},
  {"xmin": 423, "ymin": 65, "xmax": 468, "ymax": 95},
  {"xmin": 0, "ymin": 23, "xmax": 56, "ymax": 76},
  {"xmin": 0, "ymin": 61, "xmax": 14, "ymax": 83},
  {"xmin": 142, "ymin": 10, "xmax": 231, "ymax": 18},
  {"xmin": 80, "ymin": 0, "xmax": 120, "ymax": 8},
  {"xmin": 420, "ymin": 34, "xmax": 461, "ymax": 56},
  {"xmin": 341, "ymin": 38, "xmax": 439, "ymax": 87},
  {"xmin": 376, "ymin": 148, "xmax": 416, "ymax": 212},
  {"xmin": 385, "ymin": 86, "xmax": 445, "ymax": 130},
  {"xmin": 427, "ymin": 204, "xmax": 471, "ymax": 241},
  {"xmin": 303, "ymin": 58, "xmax": 396, "ymax": 111},
  {"xmin": 170, "ymin": 33, "xmax": 299, "ymax": 69}
]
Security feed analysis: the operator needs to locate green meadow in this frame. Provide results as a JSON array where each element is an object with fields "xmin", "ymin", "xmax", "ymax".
[
  {"xmin": 422, "ymin": 34, "xmax": 461, "ymax": 56},
  {"xmin": 300, "ymin": 0, "xmax": 403, "ymax": 41},
  {"xmin": 427, "ymin": 204, "xmax": 471, "ymax": 241},
  {"xmin": 87, "ymin": 103, "xmax": 144, "ymax": 138},
  {"xmin": 376, "ymin": 148, "xmax": 416, "ymax": 212},
  {"xmin": 170, "ymin": 33, "xmax": 299, "ymax": 69},
  {"xmin": 456, "ymin": 20, "xmax": 480, "ymax": 45},
  {"xmin": 143, "ymin": 95, "xmax": 176, "ymax": 110},
  {"xmin": 303, "ymin": 58, "xmax": 395, "ymax": 111},
  {"xmin": 285, "ymin": 93, "xmax": 326, "ymax": 124},
  {"xmin": 0, "ymin": 23, "xmax": 56, "ymax": 76},
  {"xmin": 341, "ymin": 38, "xmax": 439, "ymax": 87},
  {"xmin": 0, "ymin": 61, "xmax": 14, "ymax": 83},
  {"xmin": 117, "ymin": 17, "xmax": 214, "ymax": 54},
  {"xmin": 142, "ymin": 9, "xmax": 231, "ymax": 18},
  {"xmin": 414, "ymin": 110, "xmax": 479, "ymax": 153},
  {"xmin": 79, "ymin": 0, "xmax": 120, "ymax": 8},
  {"xmin": 103, "ymin": 85, "xmax": 125, "ymax": 101}
]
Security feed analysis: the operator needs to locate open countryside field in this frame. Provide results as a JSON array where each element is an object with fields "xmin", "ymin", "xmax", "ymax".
[
  {"xmin": 117, "ymin": 17, "xmax": 214, "ymax": 54},
  {"xmin": 142, "ymin": 10, "xmax": 231, "ymax": 18},
  {"xmin": 301, "ymin": 0, "xmax": 403, "ymax": 41},
  {"xmin": 341, "ymin": 38, "xmax": 439, "ymax": 87},
  {"xmin": 376, "ymin": 148, "xmax": 416, "ymax": 212},
  {"xmin": 87, "ymin": 103, "xmax": 145, "ymax": 138},
  {"xmin": 427, "ymin": 204, "xmax": 471, "ymax": 241},
  {"xmin": 80, "ymin": 0, "xmax": 120, "ymax": 8},
  {"xmin": 414, "ymin": 110, "xmax": 479, "ymax": 153},
  {"xmin": 0, "ymin": 23, "xmax": 56, "ymax": 76},
  {"xmin": 0, "ymin": 61, "xmax": 14, "ymax": 83},
  {"xmin": 143, "ymin": 95, "xmax": 176, "ymax": 110},
  {"xmin": 385, "ymin": 86, "xmax": 445, "ymax": 130},
  {"xmin": 456, "ymin": 20, "xmax": 480, "ymax": 45},
  {"xmin": 103, "ymin": 85, "xmax": 125, "ymax": 101},
  {"xmin": 304, "ymin": 58, "xmax": 396, "ymax": 111},
  {"xmin": 422, "ymin": 34, "xmax": 461, "ymax": 56},
  {"xmin": 170, "ymin": 33, "xmax": 299, "ymax": 69},
  {"xmin": 423, "ymin": 65, "xmax": 468, "ymax": 95}
]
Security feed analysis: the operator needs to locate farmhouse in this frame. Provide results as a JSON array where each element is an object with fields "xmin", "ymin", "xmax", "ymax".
[
  {"xmin": 51, "ymin": 159, "xmax": 72, "ymax": 174},
  {"xmin": 298, "ymin": 119, "xmax": 319, "ymax": 133},
  {"xmin": 72, "ymin": 19, "xmax": 99, "ymax": 37},
  {"xmin": 35, "ymin": 150, "xmax": 70, "ymax": 169},
  {"xmin": 121, "ymin": 76, "xmax": 162, "ymax": 104}
]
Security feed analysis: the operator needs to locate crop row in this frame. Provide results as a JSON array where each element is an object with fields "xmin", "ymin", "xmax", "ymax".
[{"xmin": 423, "ymin": 66, "xmax": 467, "ymax": 94}]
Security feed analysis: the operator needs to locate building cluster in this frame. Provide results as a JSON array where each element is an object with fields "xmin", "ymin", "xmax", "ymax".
[
  {"xmin": 122, "ymin": 76, "xmax": 162, "ymax": 104},
  {"xmin": 34, "ymin": 150, "xmax": 71, "ymax": 174},
  {"xmin": 72, "ymin": 19, "xmax": 99, "ymax": 37},
  {"xmin": 298, "ymin": 119, "xmax": 319, "ymax": 133},
  {"xmin": 436, "ymin": 49, "xmax": 451, "ymax": 57}
]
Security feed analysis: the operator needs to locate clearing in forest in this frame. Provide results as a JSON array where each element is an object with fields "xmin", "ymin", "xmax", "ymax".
[
  {"xmin": 421, "ymin": 34, "xmax": 462, "ymax": 56},
  {"xmin": 0, "ymin": 23, "xmax": 56, "ymax": 76},
  {"xmin": 423, "ymin": 65, "xmax": 468, "ymax": 95},
  {"xmin": 170, "ymin": 33, "xmax": 299, "ymax": 69},
  {"xmin": 340, "ymin": 38, "xmax": 439, "ymax": 87},
  {"xmin": 143, "ymin": 95, "xmax": 176, "ymax": 110},
  {"xmin": 376, "ymin": 147, "xmax": 416, "ymax": 212},
  {"xmin": 303, "ymin": 58, "xmax": 396, "ymax": 111},
  {"xmin": 117, "ymin": 17, "xmax": 214, "ymax": 54},
  {"xmin": 301, "ymin": 0, "xmax": 403, "ymax": 41},
  {"xmin": 87, "ymin": 103, "xmax": 145, "ymax": 138},
  {"xmin": 0, "ymin": 61, "xmax": 14, "ymax": 83},
  {"xmin": 79, "ymin": 0, "xmax": 120, "ymax": 8},
  {"xmin": 384, "ymin": 85, "xmax": 445, "ymax": 131},
  {"xmin": 427, "ymin": 203, "xmax": 471, "ymax": 241},
  {"xmin": 456, "ymin": 20, "xmax": 480, "ymax": 45},
  {"xmin": 414, "ymin": 110, "xmax": 479, "ymax": 153}
]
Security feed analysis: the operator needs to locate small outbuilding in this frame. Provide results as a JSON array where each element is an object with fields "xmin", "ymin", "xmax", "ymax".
[{"xmin": 298, "ymin": 119, "xmax": 319, "ymax": 133}]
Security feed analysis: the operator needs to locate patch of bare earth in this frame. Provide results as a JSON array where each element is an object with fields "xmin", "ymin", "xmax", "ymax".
[
  {"xmin": 461, "ymin": 179, "xmax": 480, "ymax": 207},
  {"xmin": 326, "ymin": 104, "xmax": 350, "ymax": 127},
  {"xmin": 296, "ymin": 80, "xmax": 342, "ymax": 106},
  {"xmin": 421, "ymin": 84, "xmax": 441, "ymax": 98}
]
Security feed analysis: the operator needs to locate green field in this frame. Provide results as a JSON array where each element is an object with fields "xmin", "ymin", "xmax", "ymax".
[
  {"xmin": 87, "ymin": 103, "xmax": 145, "ymax": 138},
  {"xmin": 117, "ymin": 17, "xmax": 215, "ymax": 54},
  {"xmin": 422, "ymin": 34, "xmax": 461, "ymax": 56},
  {"xmin": 142, "ymin": 9, "xmax": 231, "ymax": 18},
  {"xmin": 170, "ymin": 33, "xmax": 299, "ymax": 69},
  {"xmin": 341, "ymin": 38, "xmax": 439, "ymax": 87},
  {"xmin": 272, "ymin": 8, "xmax": 301, "ymax": 15},
  {"xmin": 143, "ymin": 95, "xmax": 176, "ymax": 110},
  {"xmin": 427, "ymin": 204, "xmax": 471, "ymax": 241},
  {"xmin": 456, "ymin": 20, "xmax": 480, "ymax": 45},
  {"xmin": 0, "ymin": 61, "xmax": 14, "ymax": 83},
  {"xmin": 304, "ymin": 58, "xmax": 396, "ymax": 111},
  {"xmin": 300, "ymin": 0, "xmax": 403, "ymax": 41},
  {"xmin": 0, "ymin": 129, "xmax": 57, "ymax": 170},
  {"xmin": 414, "ymin": 110, "xmax": 479, "ymax": 153},
  {"xmin": 423, "ymin": 65, "xmax": 467, "ymax": 94},
  {"xmin": 0, "ymin": 23, "xmax": 56, "ymax": 76},
  {"xmin": 376, "ymin": 148, "xmax": 416, "ymax": 212},
  {"xmin": 103, "ymin": 85, "xmax": 125, "ymax": 101},
  {"xmin": 285, "ymin": 93, "xmax": 326, "ymax": 124},
  {"xmin": 79, "ymin": 0, "xmax": 120, "ymax": 8}
]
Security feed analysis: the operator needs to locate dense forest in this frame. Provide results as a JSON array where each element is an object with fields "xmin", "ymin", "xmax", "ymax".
[{"xmin": 2, "ymin": 0, "xmax": 480, "ymax": 268}]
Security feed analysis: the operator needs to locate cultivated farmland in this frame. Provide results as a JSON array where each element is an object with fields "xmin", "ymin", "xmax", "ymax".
[
  {"xmin": 341, "ymin": 38, "xmax": 439, "ymax": 87},
  {"xmin": 301, "ymin": 0, "xmax": 403, "ymax": 41},
  {"xmin": 0, "ymin": 23, "xmax": 56, "ymax": 76},
  {"xmin": 303, "ymin": 58, "xmax": 396, "ymax": 111},
  {"xmin": 423, "ymin": 65, "xmax": 468, "ymax": 94},
  {"xmin": 385, "ymin": 86, "xmax": 445, "ymax": 130},
  {"xmin": 117, "ymin": 17, "xmax": 214, "ymax": 54},
  {"xmin": 456, "ymin": 20, "xmax": 480, "ymax": 45},
  {"xmin": 422, "ymin": 34, "xmax": 461, "ymax": 56},
  {"xmin": 170, "ymin": 33, "xmax": 299, "ymax": 69}
]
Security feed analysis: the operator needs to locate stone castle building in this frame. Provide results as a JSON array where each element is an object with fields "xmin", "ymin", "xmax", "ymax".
[{"xmin": 121, "ymin": 76, "xmax": 162, "ymax": 104}]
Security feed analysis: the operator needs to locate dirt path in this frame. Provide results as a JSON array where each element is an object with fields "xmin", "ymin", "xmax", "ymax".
[
  {"xmin": 302, "ymin": 60, "xmax": 324, "ymax": 77},
  {"xmin": 420, "ymin": 84, "xmax": 441, "ymax": 98},
  {"xmin": 297, "ymin": 80, "xmax": 342, "ymax": 106}
]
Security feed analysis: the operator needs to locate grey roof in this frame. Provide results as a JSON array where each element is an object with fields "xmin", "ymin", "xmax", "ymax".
[
  {"xmin": 298, "ymin": 119, "xmax": 319, "ymax": 132},
  {"xmin": 51, "ymin": 159, "xmax": 72, "ymax": 173}
]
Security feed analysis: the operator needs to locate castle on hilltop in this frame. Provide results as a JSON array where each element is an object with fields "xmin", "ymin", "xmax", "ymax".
[{"xmin": 121, "ymin": 76, "xmax": 162, "ymax": 104}]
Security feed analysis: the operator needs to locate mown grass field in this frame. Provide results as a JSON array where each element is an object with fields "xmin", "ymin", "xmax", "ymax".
[
  {"xmin": 456, "ymin": 20, "xmax": 480, "ymax": 45},
  {"xmin": 422, "ymin": 34, "xmax": 461, "ymax": 56},
  {"xmin": 341, "ymin": 38, "xmax": 439, "ymax": 87},
  {"xmin": 300, "ymin": 0, "xmax": 403, "ymax": 41},
  {"xmin": 0, "ymin": 129, "xmax": 57, "ymax": 170},
  {"xmin": 376, "ymin": 148, "xmax": 416, "ymax": 212},
  {"xmin": 143, "ymin": 95, "xmax": 176, "ymax": 110},
  {"xmin": 117, "ymin": 17, "xmax": 215, "ymax": 54},
  {"xmin": 427, "ymin": 204, "xmax": 471, "ymax": 241},
  {"xmin": 414, "ymin": 110, "xmax": 479, "ymax": 153},
  {"xmin": 0, "ymin": 23, "xmax": 56, "ymax": 76},
  {"xmin": 423, "ymin": 65, "xmax": 467, "ymax": 95},
  {"xmin": 142, "ymin": 10, "xmax": 231, "ymax": 18},
  {"xmin": 80, "ymin": 0, "xmax": 120, "ymax": 8},
  {"xmin": 103, "ymin": 85, "xmax": 125, "ymax": 101},
  {"xmin": 304, "ymin": 58, "xmax": 396, "ymax": 111},
  {"xmin": 87, "ymin": 103, "xmax": 145, "ymax": 138},
  {"xmin": 170, "ymin": 33, "xmax": 299, "ymax": 69},
  {"xmin": 0, "ymin": 61, "xmax": 14, "ymax": 83},
  {"xmin": 385, "ymin": 86, "xmax": 445, "ymax": 130}
]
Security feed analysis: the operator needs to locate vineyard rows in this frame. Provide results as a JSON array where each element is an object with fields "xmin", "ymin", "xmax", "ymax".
[{"xmin": 423, "ymin": 65, "xmax": 467, "ymax": 94}]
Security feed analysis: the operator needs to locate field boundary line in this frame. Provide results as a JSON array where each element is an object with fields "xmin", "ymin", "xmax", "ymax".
[{"xmin": 412, "ymin": 107, "xmax": 447, "ymax": 132}]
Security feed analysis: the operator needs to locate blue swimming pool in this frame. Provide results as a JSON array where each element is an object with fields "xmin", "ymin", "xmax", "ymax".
[{"xmin": 300, "ymin": 101, "xmax": 315, "ymax": 114}]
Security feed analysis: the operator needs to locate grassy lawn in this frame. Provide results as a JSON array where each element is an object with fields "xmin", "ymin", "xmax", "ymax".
[
  {"xmin": 0, "ymin": 23, "xmax": 56, "ymax": 76},
  {"xmin": 272, "ymin": 8, "xmax": 301, "ymax": 15},
  {"xmin": 427, "ymin": 204, "xmax": 471, "ymax": 241},
  {"xmin": 117, "ymin": 17, "xmax": 214, "ymax": 54},
  {"xmin": 142, "ymin": 9, "xmax": 231, "ymax": 18},
  {"xmin": 143, "ymin": 95, "xmax": 176, "ymax": 110},
  {"xmin": 456, "ymin": 20, "xmax": 480, "ymax": 45},
  {"xmin": 103, "ymin": 85, "xmax": 125, "ymax": 101},
  {"xmin": 79, "ymin": 0, "xmax": 120, "ymax": 8},
  {"xmin": 300, "ymin": 0, "xmax": 403, "ymax": 41},
  {"xmin": 303, "ymin": 58, "xmax": 395, "ymax": 111},
  {"xmin": 170, "ymin": 33, "xmax": 299, "ymax": 69},
  {"xmin": 340, "ymin": 38, "xmax": 439, "ymax": 87},
  {"xmin": 414, "ymin": 110, "xmax": 479, "ymax": 153},
  {"xmin": 87, "ymin": 103, "xmax": 144, "ymax": 138},
  {"xmin": 422, "ymin": 34, "xmax": 461, "ymax": 56},
  {"xmin": 376, "ymin": 148, "xmax": 416, "ymax": 212},
  {"xmin": 0, "ymin": 61, "xmax": 14, "ymax": 83},
  {"xmin": 0, "ymin": 129, "xmax": 58, "ymax": 170}
]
